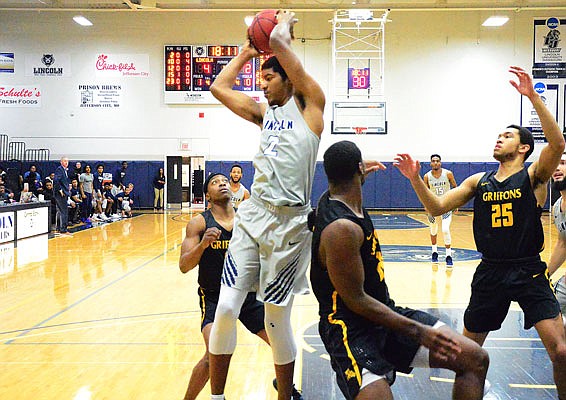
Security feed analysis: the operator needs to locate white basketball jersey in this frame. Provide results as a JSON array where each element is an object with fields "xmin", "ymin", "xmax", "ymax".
[
  {"xmin": 230, "ymin": 184, "xmax": 247, "ymax": 209},
  {"xmin": 553, "ymin": 198, "xmax": 566, "ymax": 240},
  {"xmin": 251, "ymin": 98, "xmax": 320, "ymax": 206},
  {"xmin": 425, "ymin": 169, "xmax": 451, "ymax": 197}
]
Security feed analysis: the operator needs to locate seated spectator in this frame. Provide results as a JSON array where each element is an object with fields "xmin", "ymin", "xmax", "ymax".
[
  {"xmin": 116, "ymin": 185, "xmax": 134, "ymax": 218},
  {"xmin": 102, "ymin": 182, "xmax": 116, "ymax": 218},
  {"xmin": 23, "ymin": 165, "xmax": 42, "ymax": 195},
  {"xmin": 69, "ymin": 178, "xmax": 83, "ymax": 224},
  {"xmin": 0, "ymin": 184, "xmax": 14, "ymax": 204},
  {"xmin": 43, "ymin": 180, "xmax": 57, "ymax": 229},
  {"xmin": 44, "ymin": 172, "xmax": 55, "ymax": 187}
]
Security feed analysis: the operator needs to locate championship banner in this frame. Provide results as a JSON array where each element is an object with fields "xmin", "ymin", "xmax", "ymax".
[
  {"xmin": 0, "ymin": 85, "xmax": 42, "ymax": 107},
  {"xmin": 94, "ymin": 54, "xmax": 149, "ymax": 78},
  {"xmin": 0, "ymin": 53, "xmax": 14, "ymax": 73},
  {"xmin": 533, "ymin": 17, "xmax": 566, "ymax": 79},
  {"xmin": 25, "ymin": 53, "xmax": 71, "ymax": 77},
  {"xmin": 520, "ymin": 81, "xmax": 559, "ymax": 142},
  {"xmin": 79, "ymin": 84, "xmax": 122, "ymax": 108}
]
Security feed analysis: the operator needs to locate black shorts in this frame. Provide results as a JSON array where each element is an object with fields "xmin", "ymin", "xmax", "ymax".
[
  {"xmin": 318, "ymin": 306, "xmax": 438, "ymax": 400},
  {"xmin": 198, "ymin": 287, "xmax": 265, "ymax": 333},
  {"xmin": 464, "ymin": 258, "xmax": 560, "ymax": 332}
]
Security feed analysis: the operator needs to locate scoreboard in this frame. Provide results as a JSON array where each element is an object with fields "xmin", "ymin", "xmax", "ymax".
[{"xmin": 165, "ymin": 45, "xmax": 270, "ymax": 104}]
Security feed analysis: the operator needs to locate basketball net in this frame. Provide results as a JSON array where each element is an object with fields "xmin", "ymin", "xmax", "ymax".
[{"xmin": 353, "ymin": 127, "xmax": 368, "ymax": 135}]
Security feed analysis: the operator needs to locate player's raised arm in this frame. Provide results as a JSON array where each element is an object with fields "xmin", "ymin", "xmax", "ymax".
[
  {"xmin": 269, "ymin": 10, "xmax": 325, "ymax": 136},
  {"xmin": 508, "ymin": 66, "xmax": 565, "ymax": 184},
  {"xmin": 210, "ymin": 40, "xmax": 266, "ymax": 128},
  {"xmin": 394, "ymin": 153, "xmax": 478, "ymax": 216}
]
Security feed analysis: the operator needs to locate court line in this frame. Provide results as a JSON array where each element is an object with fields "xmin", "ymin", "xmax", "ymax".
[
  {"xmin": 4, "ymin": 244, "xmax": 178, "ymax": 344},
  {"xmin": 0, "ymin": 310, "xmax": 196, "ymax": 336}
]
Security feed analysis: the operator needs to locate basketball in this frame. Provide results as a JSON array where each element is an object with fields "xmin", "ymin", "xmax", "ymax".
[{"xmin": 248, "ymin": 9, "xmax": 278, "ymax": 54}]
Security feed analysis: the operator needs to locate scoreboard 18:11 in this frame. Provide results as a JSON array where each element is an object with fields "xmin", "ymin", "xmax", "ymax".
[{"xmin": 165, "ymin": 45, "xmax": 268, "ymax": 93}]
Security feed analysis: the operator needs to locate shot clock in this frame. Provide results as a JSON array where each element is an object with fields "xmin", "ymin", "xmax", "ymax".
[
  {"xmin": 164, "ymin": 45, "xmax": 268, "ymax": 104},
  {"xmin": 347, "ymin": 67, "xmax": 370, "ymax": 90}
]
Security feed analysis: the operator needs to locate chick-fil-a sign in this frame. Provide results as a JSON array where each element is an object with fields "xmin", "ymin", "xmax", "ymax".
[
  {"xmin": 0, "ymin": 85, "xmax": 41, "ymax": 107},
  {"xmin": 95, "ymin": 54, "xmax": 149, "ymax": 78}
]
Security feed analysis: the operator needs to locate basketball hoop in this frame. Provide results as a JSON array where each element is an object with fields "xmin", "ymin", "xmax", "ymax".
[{"xmin": 353, "ymin": 127, "xmax": 368, "ymax": 135}]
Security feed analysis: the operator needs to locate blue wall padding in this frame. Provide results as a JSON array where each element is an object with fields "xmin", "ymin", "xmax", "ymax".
[
  {"xmin": 204, "ymin": 160, "xmax": 547, "ymax": 211},
  {"xmin": 11, "ymin": 160, "xmax": 545, "ymax": 209}
]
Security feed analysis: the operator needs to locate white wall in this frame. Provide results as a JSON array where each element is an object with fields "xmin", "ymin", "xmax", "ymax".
[{"xmin": 0, "ymin": 9, "xmax": 560, "ymax": 161}]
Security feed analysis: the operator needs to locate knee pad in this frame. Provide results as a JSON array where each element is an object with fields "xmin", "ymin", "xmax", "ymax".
[
  {"xmin": 264, "ymin": 301, "xmax": 297, "ymax": 365},
  {"xmin": 208, "ymin": 286, "xmax": 247, "ymax": 355},
  {"xmin": 442, "ymin": 216, "xmax": 452, "ymax": 244},
  {"xmin": 429, "ymin": 221, "xmax": 438, "ymax": 236}
]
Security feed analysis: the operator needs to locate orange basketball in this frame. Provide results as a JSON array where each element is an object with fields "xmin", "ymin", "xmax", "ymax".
[{"xmin": 248, "ymin": 9, "xmax": 278, "ymax": 54}]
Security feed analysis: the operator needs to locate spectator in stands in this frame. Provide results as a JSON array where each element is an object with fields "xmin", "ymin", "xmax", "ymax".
[
  {"xmin": 53, "ymin": 157, "xmax": 72, "ymax": 236},
  {"xmin": 79, "ymin": 165, "xmax": 94, "ymax": 223},
  {"xmin": 23, "ymin": 164, "xmax": 42, "ymax": 196},
  {"xmin": 70, "ymin": 161, "xmax": 83, "ymax": 183},
  {"xmin": 0, "ymin": 165, "xmax": 6, "ymax": 183},
  {"xmin": 0, "ymin": 184, "xmax": 14, "ymax": 204},
  {"xmin": 69, "ymin": 179, "xmax": 83, "ymax": 224},
  {"xmin": 102, "ymin": 182, "xmax": 116, "ymax": 218},
  {"xmin": 153, "ymin": 167, "xmax": 166, "ymax": 212},
  {"xmin": 5, "ymin": 168, "xmax": 23, "ymax": 201},
  {"xmin": 113, "ymin": 161, "xmax": 128, "ymax": 192},
  {"xmin": 44, "ymin": 172, "xmax": 55, "ymax": 188},
  {"xmin": 117, "ymin": 185, "xmax": 134, "ymax": 218},
  {"xmin": 43, "ymin": 180, "xmax": 56, "ymax": 229}
]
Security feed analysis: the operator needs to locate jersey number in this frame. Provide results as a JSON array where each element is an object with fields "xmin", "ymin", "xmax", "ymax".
[
  {"xmin": 491, "ymin": 203, "xmax": 513, "ymax": 228},
  {"xmin": 264, "ymin": 135, "xmax": 280, "ymax": 157}
]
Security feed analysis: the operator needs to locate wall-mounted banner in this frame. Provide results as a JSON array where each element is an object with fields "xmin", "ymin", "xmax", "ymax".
[
  {"xmin": 521, "ymin": 81, "xmax": 559, "ymax": 142},
  {"xmin": 0, "ymin": 53, "xmax": 15, "ymax": 73},
  {"xmin": 533, "ymin": 17, "xmax": 566, "ymax": 79},
  {"xmin": 0, "ymin": 85, "xmax": 42, "ymax": 107},
  {"xmin": 78, "ymin": 84, "xmax": 122, "ymax": 108},
  {"xmin": 25, "ymin": 53, "xmax": 71, "ymax": 77},
  {"xmin": 94, "ymin": 54, "xmax": 149, "ymax": 78}
]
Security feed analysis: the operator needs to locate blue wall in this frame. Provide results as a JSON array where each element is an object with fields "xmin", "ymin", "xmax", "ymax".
[
  {"xmin": 207, "ymin": 161, "xmax": 548, "ymax": 210},
  {"xmin": 16, "ymin": 160, "xmax": 545, "ymax": 210}
]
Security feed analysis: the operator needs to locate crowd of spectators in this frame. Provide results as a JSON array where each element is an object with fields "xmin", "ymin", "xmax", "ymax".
[{"xmin": 0, "ymin": 160, "xmax": 145, "ymax": 233}]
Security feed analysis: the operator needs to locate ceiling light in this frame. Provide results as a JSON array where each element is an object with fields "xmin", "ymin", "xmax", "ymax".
[
  {"xmin": 73, "ymin": 15, "xmax": 93, "ymax": 26},
  {"xmin": 244, "ymin": 15, "xmax": 254, "ymax": 27},
  {"xmin": 482, "ymin": 16, "xmax": 509, "ymax": 27}
]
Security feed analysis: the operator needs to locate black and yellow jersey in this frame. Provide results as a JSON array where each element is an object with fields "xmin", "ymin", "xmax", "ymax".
[
  {"xmin": 311, "ymin": 191, "xmax": 395, "ymax": 320},
  {"xmin": 473, "ymin": 168, "xmax": 544, "ymax": 260},
  {"xmin": 198, "ymin": 209, "xmax": 231, "ymax": 291}
]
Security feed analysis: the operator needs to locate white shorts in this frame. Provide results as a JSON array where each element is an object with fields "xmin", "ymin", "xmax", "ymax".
[
  {"xmin": 222, "ymin": 196, "xmax": 312, "ymax": 306},
  {"xmin": 122, "ymin": 201, "xmax": 131, "ymax": 212}
]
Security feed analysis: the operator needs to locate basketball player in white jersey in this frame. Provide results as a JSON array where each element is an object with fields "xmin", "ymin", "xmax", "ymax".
[
  {"xmin": 228, "ymin": 164, "xmax": 250, "ymax": 209},
  {"xmin": 423, "ymin": 154, "xmax": 457, "ymax": 267},
  {"xmin": 208, "ymin": 10, "xmax": 325, "ymax": 400},
  {"xmin": 548, "ymin": 152, "xmax": 566, "ymax": 318}
]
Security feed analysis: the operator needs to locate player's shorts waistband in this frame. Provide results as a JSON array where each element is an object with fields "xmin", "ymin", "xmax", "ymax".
[
  {"xmin": 250, "ymin": 195, "xmax": 312, "ymax": 216},
  {"xmin": 481, "ymin": 254, "xmax": 541, "ymax": 266}
]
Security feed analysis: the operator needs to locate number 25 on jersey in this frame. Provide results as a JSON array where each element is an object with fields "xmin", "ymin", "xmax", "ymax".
[{"xmin": 491, "ymin": 203, "xmax": 513, "ymax": 228}]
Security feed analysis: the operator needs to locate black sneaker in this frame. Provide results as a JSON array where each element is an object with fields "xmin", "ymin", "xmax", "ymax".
[
  {"xmin": 431, "ymin": 251, "xmax": 438, "ymax": 263},
  {"xmin": 273, "ymin": 378, "xmax": 304, "ymax": 400}
]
